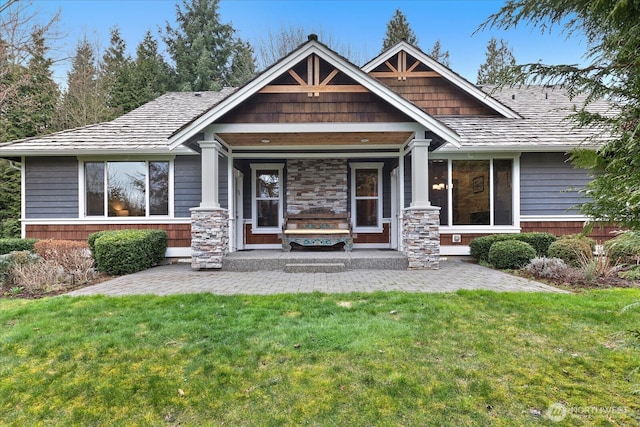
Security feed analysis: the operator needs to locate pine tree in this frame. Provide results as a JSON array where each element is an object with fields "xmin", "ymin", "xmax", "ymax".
[
  {"xmin": 131, "ymin": 30, "xmax": 175, "ymax": 106},
  {"xmin": 61, "ymin": 37, "xmax": 106, "ymax": 128},
  {"xmin": 476, "ymin": 37, "xmax": 516, "ymax": 85},
  {"xmin": 382, "ymin": 9, "xmax": 418, "ymax": 51},
  {"xmin": 429, "ymin": 40, "xmax": 450, "ymax": 67},
  {"xmin": 99, "ymin": 27, "xmax": 135, "ymax": 119},
  {"xmin": 164, "ymin": 0, "xmax": 256, "ymax": 91}
]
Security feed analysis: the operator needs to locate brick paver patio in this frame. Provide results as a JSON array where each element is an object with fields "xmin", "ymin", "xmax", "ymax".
[{"xmin": 68, "ymin": 259, "xmax": 567, "ymax": 296}]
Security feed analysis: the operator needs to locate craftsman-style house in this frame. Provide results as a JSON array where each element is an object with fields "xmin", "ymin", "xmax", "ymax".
[{"xmin": 0, "ymin": 37, "xmax": 611, "ymax": 269}]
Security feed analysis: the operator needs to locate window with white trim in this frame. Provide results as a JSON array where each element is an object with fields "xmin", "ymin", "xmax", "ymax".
[
  {"xmin": 251, "ymin": 164, "xmax": 283, "ymax": 233},
  {"xmin": 429, "ymin": 158, "xmax": 513, "ymax": 226},
  {"xmin": 84, "ymin": 160, "xmax": 170, "ymax": 217},
  {"xmin": 351, "ymin": 162, "xmax": 383, "ymax": 232}
]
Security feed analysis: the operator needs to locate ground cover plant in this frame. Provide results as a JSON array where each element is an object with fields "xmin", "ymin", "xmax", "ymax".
[{"xmin": 1, "ymin": 290, "xmax": 639, "ymax": 425}]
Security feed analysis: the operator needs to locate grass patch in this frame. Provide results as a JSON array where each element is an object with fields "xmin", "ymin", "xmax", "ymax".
[{"xmin": 1, "ymin": 290, "xmax": 639, "ymax": 425}]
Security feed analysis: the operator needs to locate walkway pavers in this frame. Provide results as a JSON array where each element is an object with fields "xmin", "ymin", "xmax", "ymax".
[{"xmin": 68, "ymin": 259, "xmax": 568, "ymax": 296}]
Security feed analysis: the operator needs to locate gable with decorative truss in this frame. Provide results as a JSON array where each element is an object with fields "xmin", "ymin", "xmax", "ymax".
[{"xmin": 218, "ymin": 53, "xmax": 413, "ymax": 125}]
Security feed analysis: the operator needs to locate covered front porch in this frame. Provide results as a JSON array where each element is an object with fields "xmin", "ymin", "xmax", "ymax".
[{"xmin": 190, "ymin": 135, "xmax": 442, "ymax": 270}]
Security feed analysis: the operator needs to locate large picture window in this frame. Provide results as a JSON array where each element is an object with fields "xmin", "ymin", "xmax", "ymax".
[
  {"xmin": 251, "ymin": 164, "xmax": 283, "ymax": 232},
  {"xmin": 429, "ymin": 158, "xmax": 514, "ymax": 227},
  {"xmin": 84, "ymin": 160, "xmax": 170, "ymax": 217},
  {"xmin": 351, "ymin": 163, "xmax": 383, "ymax": 231}
]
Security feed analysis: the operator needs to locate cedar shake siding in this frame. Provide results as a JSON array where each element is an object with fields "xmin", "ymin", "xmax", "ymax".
[
  {"xmin": 520, "ymin": 152, "xmax": 590, "ymax": 216},
  {"xmin": 25, "ymin": 157, "xmax": 79, "ymax": 218},
  {"xmin": 218, "ymin": 92, "xmax": 413, "ymax": 124},
  {"xmin": 26, "ymin": 223, "xmax": 191, "ymax": 247},
  {"xmin": 368, "ymin": 52, "xmax": 498, "ymax": 116}
]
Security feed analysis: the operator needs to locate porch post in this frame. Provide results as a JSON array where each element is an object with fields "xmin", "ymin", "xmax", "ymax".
[
  {"xmin": 199, "ymin": 140, "xmax": 221, "ymax": 209},
  {"xmin": 409, "ymin": 139, "xmax": 431, "ymax": 208},
  {"xmin": 403, "ymin": 138, "xmax": 441, "ymax": 269},
  {"xmin": 190, "ymin": 139, "xmax": 229, "ymax": 270}
]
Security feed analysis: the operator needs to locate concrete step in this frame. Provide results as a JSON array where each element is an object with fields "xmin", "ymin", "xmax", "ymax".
[
  {"xmin": 284, "ymin": 263, "xmax": 345, "ymax": 273},
  {"xmin": 222, "ymin": 250, "xmax": 408, "ymax": 272}
]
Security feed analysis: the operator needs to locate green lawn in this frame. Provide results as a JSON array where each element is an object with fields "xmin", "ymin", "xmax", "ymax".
[{"xmin": 1, "ymin": 289, "xmax": 639, "ymax": 426}]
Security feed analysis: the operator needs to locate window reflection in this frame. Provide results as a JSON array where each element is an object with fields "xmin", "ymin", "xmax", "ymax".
[{"xmin": 85, "ymin": 161, "xmax": 170, "ymax": 217}]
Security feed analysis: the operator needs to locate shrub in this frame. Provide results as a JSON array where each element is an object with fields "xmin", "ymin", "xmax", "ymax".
[
  {"xmin": 516, "ymin": 232, "xmax": 556, "ymax": 257},
  {"xmin": 470, "ymin": 232, "xmax": 556, "ymax": 263},
  {"xmin": 0, "ymin": 251, "xmax": 40, "ymax": 286},
  {"xmin": 525, "ymin": 257, "xmax": 569, "ymax": 280},
  {"xmin": 34, "ymin": 240, "xmax": 95, "ymax": 284},
  {"xmin": 548, "ymin": 237, "xmax": 594, "ymax": 267},
  {"xmin": 488, "ymin": 240, "xmax": 536, "ymax": 270},
  {"xmin": 11, "ymin": 258, "xmax": 65, "ymax": 293},
  {"xmin": 470, "ymin": 235, "xmax": 512, "ymax": 263},
  {"xmin": 605, "ymin": 231, "xmax": 640, "ymax": 266},
  {"xmin": 0, "ymin": 238, "xmax": 38, "ymax": 255},
  {"xmin": 92, "ymin": 229, "xmax": 168, "ymax": 275}
]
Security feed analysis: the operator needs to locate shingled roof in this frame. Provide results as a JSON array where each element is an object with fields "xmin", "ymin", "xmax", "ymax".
[
  {"xmin": 437, "ymin": 85, "xmax": 615, "ymax": 151},
  {"xmin": 0, "ymin": 84, "xmax": 613, "ymax": 155},
  {"xmin": 0, "ymin": 88, "xmax": 236, "ymax": 155}
]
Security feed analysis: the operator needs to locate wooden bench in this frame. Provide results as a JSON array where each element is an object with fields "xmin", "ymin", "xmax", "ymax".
[{"xmin": 280, "ymin": 211, "xmax": 354, "ymax": 252}]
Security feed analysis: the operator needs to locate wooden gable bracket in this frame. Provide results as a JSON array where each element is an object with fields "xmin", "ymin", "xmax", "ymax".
[
  {"xmin": 258, "ymin": 54, "xmax": 367, "ymax": 97},
  {"xmin": 369, "ymin": 50, "xmax": 440, "ymax": 81}
]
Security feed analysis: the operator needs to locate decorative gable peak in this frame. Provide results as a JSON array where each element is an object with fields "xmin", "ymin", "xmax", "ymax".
[{"xmin": 258, "ymin": 53, "xmax": 366, "ymax": 98}]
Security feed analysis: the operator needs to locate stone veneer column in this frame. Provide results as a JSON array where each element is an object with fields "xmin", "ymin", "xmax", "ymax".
[
  {"xmin": 190, "ymin": 207, "xmax": 229, "ymax": 270},
  {"xmin": 402, "ymin": 204, "xmax": 441, "ymax": 269}
]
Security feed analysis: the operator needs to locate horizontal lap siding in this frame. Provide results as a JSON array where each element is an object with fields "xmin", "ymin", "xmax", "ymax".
[
  {"xmin": 25, "ymin": 157, "xmax": 79, "ymax": 218},
  {"xmin": 174, "ymin": 155, "xmax": 227, "ymax": 214},
  {"xmin": 520, "ymin": 152, "xmax": 590, "ymax": 216},
  {"xmin": 174, "ymin": 156, "xmax": 201, "ymax": 217},
  {"xmin": 25, "ymin": 223, "xmax": 192, "ymax": 247}
]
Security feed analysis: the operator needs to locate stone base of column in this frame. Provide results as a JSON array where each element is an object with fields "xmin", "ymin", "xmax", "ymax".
[
  {"xmin": 190, "ymin": 207, "xmax": 229, "ymax": 270},
  {"xmin": 402, "ymin": 206, "xmax": 441, "ymax": 270}
]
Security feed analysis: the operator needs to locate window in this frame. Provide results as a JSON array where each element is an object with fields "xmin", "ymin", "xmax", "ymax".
[
  {"xmin": 251, "ymin": 164, "xmax": 283, "ymax": 232},
  {"xmin": 351, "ymin": 163, "xmax": 383, "ymax": 231},
  {"xmin": 429, "ymin": 158, "xmax": 514, "ymax": 227},
  {"xmin": 84, "ymin": 160, "xmax": 170, "ymax": 217}
]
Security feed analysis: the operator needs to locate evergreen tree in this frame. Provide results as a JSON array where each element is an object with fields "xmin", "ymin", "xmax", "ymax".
[
  {"xmin": 382, "ymin": 9, "xmax": 418, "ymax": 51},
  {"xmin": 429, "ymin": 39, "xmax": 450, "ymax": 67},
  {"xmin": 0, "ymin": 28, "xmax": 58, "ymax": 141},
  {"xmin": 481, "ymin": 0, "xmax": 640, "ymax": 230},
  {"xmin": 227, "ymin": 39, "xmax": 256, "ymax": 87},
  {"xmin": 0, "ymin": 159, "xmax": 21, "ymax": 238},
  {"xmin": 61, "ymin": 37, "xmax": 106, "ymax": 128},
  {"xmin": 131, "ymin": 30, "xmax": 175, "ymax": 105},
  {"xmin": 164, "ymin": 0, "xmax": 256, "ymax": 91},
  {"xmin": 476, "ymin": 37, "xmax": 516, "ymax": 85},
  {"xmin": 99, "ymin": 27, "xmax": 135, "ymax": 119}
]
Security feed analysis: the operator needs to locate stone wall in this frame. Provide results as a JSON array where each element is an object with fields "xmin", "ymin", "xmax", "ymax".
[
  {"xmin": 190, "ymin": 207, "xmax": 229, "ymax": 269},
  {"xmin": 286, "ymin": 159, "xmax": 348, "ymax": 214},
  {"xmin": 402, "ymin": 206, "xmax": 440, "ymax": 269}
]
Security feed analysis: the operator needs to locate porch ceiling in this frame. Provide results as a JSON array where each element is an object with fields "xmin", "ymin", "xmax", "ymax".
[{"xmin": 216, "ymin": 131, "xmax": 414, "ymax": 146}]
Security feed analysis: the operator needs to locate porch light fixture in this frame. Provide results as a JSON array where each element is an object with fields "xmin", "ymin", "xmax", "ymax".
[
  {"xmin": 261, "ymin": 139, "xmax": 271, "ymax": 144},
  {"xmin": 360, "ymin": 138, "xmax": 369, "ymax": 143}
]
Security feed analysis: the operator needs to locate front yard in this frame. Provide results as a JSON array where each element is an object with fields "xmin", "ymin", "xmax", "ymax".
[{"xmin": 1, "ymin": 290, "xmax": 639, "ymax": 426}]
